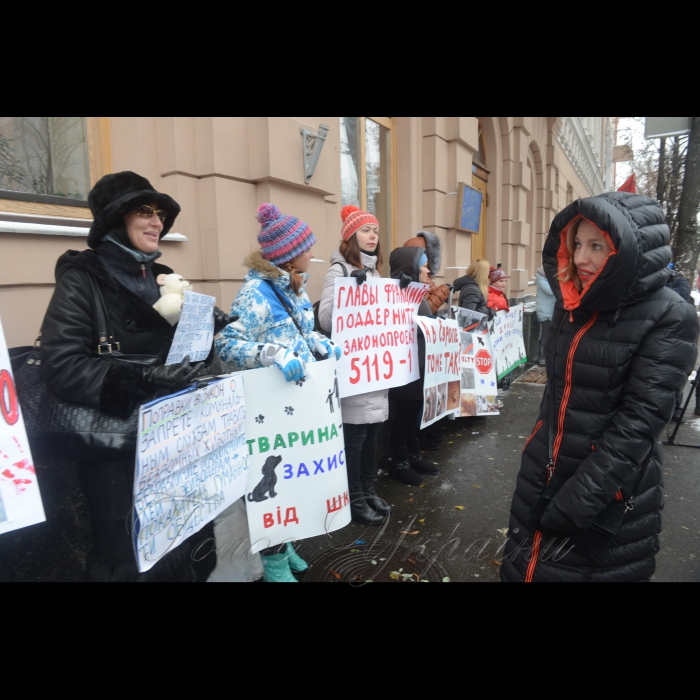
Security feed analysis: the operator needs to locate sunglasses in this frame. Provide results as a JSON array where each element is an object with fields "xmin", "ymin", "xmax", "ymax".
[{"xmin": 133, "ymin": 205, "xmax": 168, "ymax": 223}]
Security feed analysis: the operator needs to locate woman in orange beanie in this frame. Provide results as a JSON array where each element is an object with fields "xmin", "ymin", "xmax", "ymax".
[{"xmin": 318, "ymin": 205, "xmax": 390, "ymax": 527}]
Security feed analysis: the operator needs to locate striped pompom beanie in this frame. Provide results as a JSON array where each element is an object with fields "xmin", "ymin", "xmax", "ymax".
[
  {"xmin": 341, "ymin": 205, "xmax": 380, "ymax": 242},
  {"xmin": 257, "ymin": 203, "xmax": 317, "ymax": 266}
]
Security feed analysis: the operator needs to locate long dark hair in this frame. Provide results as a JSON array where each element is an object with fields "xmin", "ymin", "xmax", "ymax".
[{"xmin": 340, "ymin": 235, "xmax": 384, "ymax": 273}]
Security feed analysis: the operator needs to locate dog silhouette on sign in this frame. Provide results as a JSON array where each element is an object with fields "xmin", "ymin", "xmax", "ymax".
[{"xmin": 248, "ymin": 455, "xmax": 283, "ymax": 503}]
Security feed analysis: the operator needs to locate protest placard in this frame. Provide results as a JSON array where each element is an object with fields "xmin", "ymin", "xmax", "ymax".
[
  {"xmin": 332, "ymin": 278, "xmax": 429, "ymax": 399},
  {"xmin": 243, "ymin": 360, "xmax": 351, "ymax": 554},
  {"xmin": 133, "ymin": 375, "xmax": 249, "ymax": 572},
  {"xmin": 0, "ymin": 317, "xmax": 45, "ymax": 536},
  {"xmin": 166, "ymin": 291, "xmax": 216, "ymax": 365},
  {"xmin": 417, "ymin": 317, "xmax": 461, "ymax": 428},
  {"xmin": 454, "ymin": 307, "xmax": 500, "ymax": 417},
  {"xmin": 491, "ymin": 304, "xmax": 527, "ymax": 380}
]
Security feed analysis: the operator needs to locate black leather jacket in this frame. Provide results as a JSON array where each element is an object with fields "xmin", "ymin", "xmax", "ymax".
[{"xmin": 41, "ymin": 249, "xmax": 177, "ymax": 420}]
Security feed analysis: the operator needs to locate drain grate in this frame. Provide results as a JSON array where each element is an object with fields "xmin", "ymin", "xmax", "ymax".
[
  {"xmin": 515, "ymin": 365, "xmax": 547, "ymax": 385},
  {"xmin": 303, "ymin": 541, "xmax": 451, "ymax": 583}
]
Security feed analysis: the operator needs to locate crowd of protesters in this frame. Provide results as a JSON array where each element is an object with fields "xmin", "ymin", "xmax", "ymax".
[{"xmin": 25, "ymin": 171, "xmax": 699, "ymax": 583}]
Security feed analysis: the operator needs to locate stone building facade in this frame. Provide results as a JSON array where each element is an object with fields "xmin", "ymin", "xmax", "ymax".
[{"xmin": 0, "ymin": 116, "xmax": 611, "ymax": 347}]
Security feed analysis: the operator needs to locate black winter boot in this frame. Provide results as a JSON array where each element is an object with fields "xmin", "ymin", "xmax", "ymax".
[
  {"xmin": 347, "ymin": 454, "xmax": 386, "ymax": 527},
  {"xmin": 419, "ymin": 434, "xmax": 441, "ymax": 451},
  {"xmin": 408, "ymin": 440, "xmax": 439, "ymax": 475},
  {"xmin": 361, "ymin": 476, "xmax": 392, "ymax": 516},
  {"xmin": 389, "ymin": 448, "xmax": 425, "ymax": 486}
]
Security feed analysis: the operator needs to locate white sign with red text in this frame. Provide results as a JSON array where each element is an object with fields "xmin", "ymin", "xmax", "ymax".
[
  {"xmin": 454, "ymin": 307, "xmax": 500, "ymax": 417},
  {"xmin": 0, "ymin": 317, "xmax": 45, "ymax": 535},
  {"xmin": 417, "ymin": 317, "xmax": 461, "ymax": 428},
  {"xmin": 332, "ymin": 278, "xmax": 429, "ymax": 399},
  {"xmin": 243, "ymin": 360, "xmax": 351, "ymax": 554}
]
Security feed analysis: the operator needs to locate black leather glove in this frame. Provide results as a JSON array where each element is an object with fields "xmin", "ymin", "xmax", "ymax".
[
  {"xmin": 142, "ymin": 356, "xmax": 202, "ymax": 391},
  {"xmin": 350, "ymin": 269, "xmax": 368, "ymax": 286},
  {"xmin": 399, "ymin": 273, "xmax": 413, "ymax": 290},
  {"xmin": 540, "ymin": 502, "xmax": 580, "ymax": 535},
  {"xmin": 213, "ymin": 307, "xmax": 237, "ymax": 334}
]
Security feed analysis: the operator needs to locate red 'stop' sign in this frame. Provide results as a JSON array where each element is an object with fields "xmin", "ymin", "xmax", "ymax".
[{"xmin": 475, "ymin": 350, "xmax": 493, "ymax": 375}]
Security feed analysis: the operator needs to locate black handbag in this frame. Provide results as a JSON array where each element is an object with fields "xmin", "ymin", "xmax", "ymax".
[
  {"xmin": 11, "ymin": 273, "xmax": 160, "ymax": 464},
  {"xmin": 526, "ymin": 316, "xmax": 652, "ymax": 564}
]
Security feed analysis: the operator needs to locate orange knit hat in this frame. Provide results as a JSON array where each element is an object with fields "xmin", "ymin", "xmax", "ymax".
[{"xmin": 341, "ymin": 205, "xmax": 380, "ymax": 242}]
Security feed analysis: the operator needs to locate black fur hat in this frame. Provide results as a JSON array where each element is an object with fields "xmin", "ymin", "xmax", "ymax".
[{"xmin": 87, "ymin": 171, "xmax": 181, "ymax": 249}]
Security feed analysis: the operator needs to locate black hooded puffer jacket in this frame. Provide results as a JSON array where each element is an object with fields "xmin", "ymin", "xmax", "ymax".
[{"xmin": 501, "ymin": 192, "xmax": 698, "ymax": 583}]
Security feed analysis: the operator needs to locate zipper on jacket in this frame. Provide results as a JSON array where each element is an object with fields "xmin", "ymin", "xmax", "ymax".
[
  {"xmin": 526, "ymin": 311, "xmax": 598, "ymax": 584},
  {"xmin": 141, "ymin": 264, "xmax": 146, "ymax": 279},
  {"xmin": 522, "ymin": 420, "xmax": 543, "ymax": 454},
  {"xmin": 625, "ymin": 447, "xmax": 654, "ymax": 514}
]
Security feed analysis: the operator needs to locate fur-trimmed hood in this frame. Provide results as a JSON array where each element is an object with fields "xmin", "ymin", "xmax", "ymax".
[
  {"xmin": 403, "ymin": 231, "xmax": 442, "ymax": 276},
  {"xmin": 244, "ymin": 249, "xmax": 310, "ymax": 289}
]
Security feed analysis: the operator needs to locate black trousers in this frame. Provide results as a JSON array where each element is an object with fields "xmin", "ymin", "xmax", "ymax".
[
  {"xmin": 344, "ymin": 423, "xmax": 381, "ymax": 486},
  {"xmin": 76, "ymin": 460, "xmax": 215, "ymax": 582},
  {"xmin": 390, "ymin": 398, "xmax": 423, "ymax": 457}
]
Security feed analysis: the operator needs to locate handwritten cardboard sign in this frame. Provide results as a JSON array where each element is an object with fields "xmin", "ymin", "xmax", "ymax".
[
  {"xmin": 454, "ymin": 307, "xmax": 500, "ymax": 417},
  {"xmin": 133, "ymin": 375, "xmax": 249, "ymax": 572},
  {"xmin": 243, "ymin": 360, "xmax": 351, "ymax": 554},
  {"xmin": 491, "ymin": 304, "xmax": 527, "ymax": 380},
  {"xmin": 417, "ymin": 317, "xmax": 461, "ymax": 428},
  {"xmin": 166, "ymin": 291, "xmax": 216, "ymax": 366},
  {"xmin": 0, "ymin": 317, "xmax": 45, "ymax": 535},
  {"xmin": 332, "ymin": 278, "xmax": 428, "ymax": 399}
]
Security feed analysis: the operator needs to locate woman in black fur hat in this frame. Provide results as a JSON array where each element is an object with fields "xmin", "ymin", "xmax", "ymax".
[{"xmin": 40, "ymin": 171, "xmax": 230, "ymax": 582}]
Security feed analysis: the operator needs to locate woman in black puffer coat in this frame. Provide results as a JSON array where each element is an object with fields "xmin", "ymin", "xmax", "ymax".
[
  {"xmin": 501, "ymin": 192, "xmax": 698, "ymax": 583},
  {"xmin": 41, "ymin": 172, "xmax": 230, "ymax": 582}
]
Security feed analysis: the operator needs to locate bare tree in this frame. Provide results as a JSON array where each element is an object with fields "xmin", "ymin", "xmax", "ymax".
[{"xmin": 672, "ymin": 117, "xmax": 700, "ymax": 279}]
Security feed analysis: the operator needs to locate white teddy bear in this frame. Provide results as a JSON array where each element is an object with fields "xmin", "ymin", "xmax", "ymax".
[{"xmin": 153, "ymin": 273, "xmax": 193, "ymax": 326}]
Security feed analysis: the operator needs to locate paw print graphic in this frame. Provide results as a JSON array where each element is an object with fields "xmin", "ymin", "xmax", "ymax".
[
  {"xmin": 255, "ymin": 415, "xmax": 265, "ymax": 424},
  {"xmin": 296, "ymin": 377, "xmax": 306, "ymax": 388},
  {"xmin": 285, "ymin": 407, "xmax": 295, "ymax": 416}
]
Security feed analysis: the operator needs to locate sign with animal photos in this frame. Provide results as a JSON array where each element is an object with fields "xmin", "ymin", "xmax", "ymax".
[
  {"xmin": 417, "ymin": 317, "xmax": 461, "ymax": 429},
  {"xmin": 133, "ymin": 375, "xmax": 249, "ymax": 573},
  {"xmin": 491, "ymin": 304, "xmax": 527, "ymax": 380},
  {"xmin": 454, "ymin": 307, "xmax": 500, "ymax": 418},
  {"xmin": 0, "ymin": 317, "xmax": 46, "ymax": 536},
  {"xmin": 166, "ymin": 291, "xmax": 216, "ymax": 366},
  {"xmin": 243, "ymin": 360, "xmax": 351, "ymax": 554},
  {"xmin": 331, "ymin": 278, "xmax": 429, "ymax": 399}
]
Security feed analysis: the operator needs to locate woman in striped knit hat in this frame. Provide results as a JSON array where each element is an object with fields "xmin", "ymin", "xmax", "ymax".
[
  {"xmin": 217, "ymin": 203, "xmax": 340, "ymax": 380},
  {"xmin": 216, "ymin": 203, "xmax": 341, "ymax": 583}
]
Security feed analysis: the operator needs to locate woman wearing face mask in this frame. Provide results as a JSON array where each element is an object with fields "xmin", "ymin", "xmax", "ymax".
[
  {"xmin": 318, "ymin": 205, "xmax": 390, "ymax": 527},
  {"xmin": 502, "ymin": 192, "xmax": 698, "ymax": 583},
  {"xmin": 387, "ymin": 247, "xmax": 437, "ymax": 486},
  {"xmin": 487, "ymin": 268, "xmax": 510, "ymax": 313},
  {"xmin": 41, "ymin": 171, "xmax": 229, "ymax": 583}
]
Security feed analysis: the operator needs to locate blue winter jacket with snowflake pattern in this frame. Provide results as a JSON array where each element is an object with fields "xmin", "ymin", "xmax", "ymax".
[{"xmin": 216, "ymin": 250, "xmax": 324, "ymax": 370}]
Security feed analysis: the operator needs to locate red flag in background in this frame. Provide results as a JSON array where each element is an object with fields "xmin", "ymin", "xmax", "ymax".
[{"xmin": 618, "ymin": 174, "xmax": 637, "ymax": 193}]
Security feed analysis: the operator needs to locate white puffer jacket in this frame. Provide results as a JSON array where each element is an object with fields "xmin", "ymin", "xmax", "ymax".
[{"xmin": 319, "ymin": 250, "xmax": 389, "ymax": 426}]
